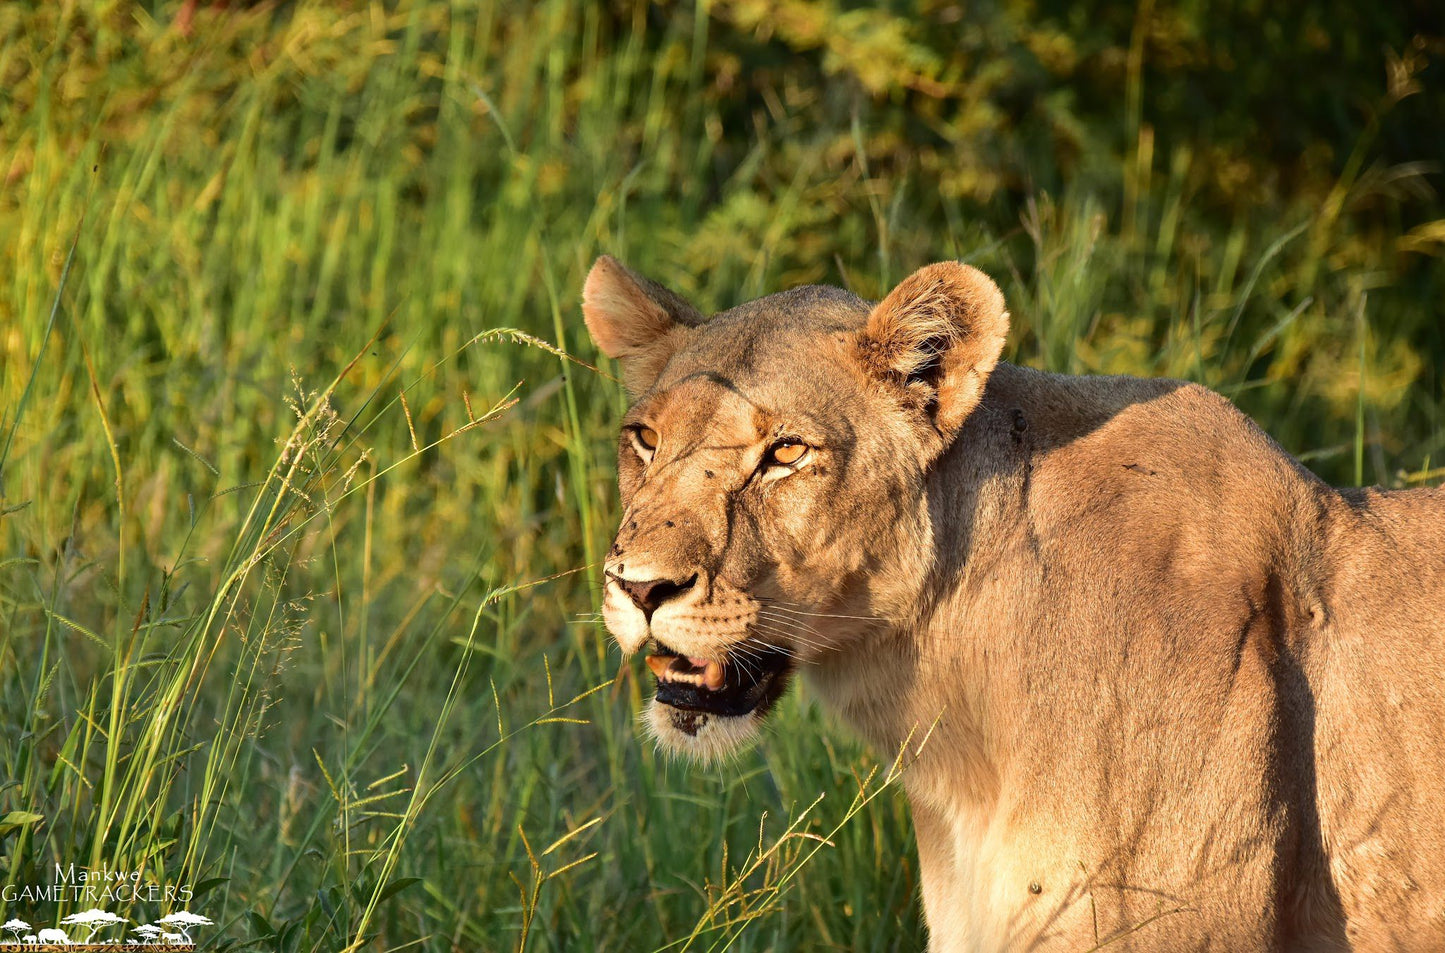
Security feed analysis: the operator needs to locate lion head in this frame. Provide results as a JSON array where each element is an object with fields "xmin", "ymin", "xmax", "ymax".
[{"xmin": 582, "ymin": 256, "xmax": 1009, "ymax": 761}]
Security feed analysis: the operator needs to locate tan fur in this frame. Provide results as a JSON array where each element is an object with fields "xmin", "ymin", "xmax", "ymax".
[
  {"xmin": 860, "ymin": 261, "xmax": 1010, "ymax": 440},
  {"xmin": 583, "ymin": 257, "xmax": 1445, "ymax": 951},
  {"xmin": 583, "ymin": 255, "xmax": 703, "ymax": 395}
]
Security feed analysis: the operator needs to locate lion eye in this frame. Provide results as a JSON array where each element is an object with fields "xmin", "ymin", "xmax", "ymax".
[
  {"xmin": 630, "ymin": 426, "xmax": 659, "ymax": 460},
  {"xmin": 766, "ymin": 441, "xmax": 808, "ymax": 467}
]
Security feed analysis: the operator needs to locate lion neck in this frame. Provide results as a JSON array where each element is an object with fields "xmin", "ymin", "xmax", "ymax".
[
  {"xmin": 813, "ymin": 362, "xmax": 1205, "ymax": 818},
  {"xmin": 809, "ymin": 363, "xmax": 1089, "ymax": 814}
]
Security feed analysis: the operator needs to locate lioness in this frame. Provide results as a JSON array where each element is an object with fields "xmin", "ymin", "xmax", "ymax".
[{"xmin": 582, "ymin": 255, "xmax": 1445, "ymax": 951}]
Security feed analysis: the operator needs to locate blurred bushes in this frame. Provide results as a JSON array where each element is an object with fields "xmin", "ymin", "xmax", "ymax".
[
  {"xmin": 4, "ymin": 0, "xmax": 1442, "ymax": 484},
  {"xmin": 652, "ymin": 0, "xmax": 1444, "ymax": 481}
]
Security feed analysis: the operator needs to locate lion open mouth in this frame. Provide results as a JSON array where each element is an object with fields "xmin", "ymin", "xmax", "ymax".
[{"xmin": 645, "ymin": 641, "xmax": 792, "ymax": 718}]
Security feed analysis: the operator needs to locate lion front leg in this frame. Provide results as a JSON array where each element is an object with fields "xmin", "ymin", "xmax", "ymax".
[{"xmin": 912, "ymin": 797, "xmax": 988, "ymax": 952}]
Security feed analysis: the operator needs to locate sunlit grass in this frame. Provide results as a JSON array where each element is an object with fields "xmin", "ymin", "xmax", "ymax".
[{"xmin": 1, "ymin": 2, "xmax": 1439, "ymax": 951}]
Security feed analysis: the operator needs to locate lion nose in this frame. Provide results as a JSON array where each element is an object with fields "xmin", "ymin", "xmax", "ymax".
[{"xmin": 610, "ymin": 572, "xmax": 697, "ymax": 620}]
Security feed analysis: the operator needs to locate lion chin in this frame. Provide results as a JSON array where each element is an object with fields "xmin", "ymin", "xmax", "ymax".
[{"xmin": 641, "ymin": 701, "xmax": 767, "ymax": 764}]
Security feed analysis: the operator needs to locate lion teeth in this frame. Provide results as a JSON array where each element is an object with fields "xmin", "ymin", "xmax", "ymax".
[{"xmin": 646, "ymin": 654, "xmax": 727, "ymax": 691}]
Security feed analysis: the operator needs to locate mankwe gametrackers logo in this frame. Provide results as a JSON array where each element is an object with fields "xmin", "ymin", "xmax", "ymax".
[{"xmin": 1, "ymin": 864, "xmax": 213, "ymax": 950}]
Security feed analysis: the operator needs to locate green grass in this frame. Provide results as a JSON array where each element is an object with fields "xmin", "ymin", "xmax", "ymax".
[{"xmin": 1, "ymin": 2, "xmax": 1440, "ymax": 951}]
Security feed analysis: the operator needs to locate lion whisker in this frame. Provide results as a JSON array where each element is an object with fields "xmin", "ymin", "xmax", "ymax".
[
  {"xmin": 746, "ymin": 623, "xmax": 829, "ymax": 661},
  {"xmin": 762, "ymin": 600, "xmax": 882, "ymax": 623},
  {"xmin": 739, "ymin": 632, "xmax": 806, "ymax": 661},
  {"xmin": 753, "ymin": 610, "xmax": 834, "ymax": 647}
]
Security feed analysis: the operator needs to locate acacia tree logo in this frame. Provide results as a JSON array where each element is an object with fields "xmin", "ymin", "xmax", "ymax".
[
  {"xmin": 152, "ymin": 913, "xmax": 212, "ymax": 944},
  {"xmin": 60, "ymin": 909, "xmax": 127, "ymax": 943},
  {"xmin": 0, "ymin": 907, "xmax": 214, "ymax": 948},
  {"xmin": 131, "ymin": 924, "xmax": 163, "ymax": 945}
]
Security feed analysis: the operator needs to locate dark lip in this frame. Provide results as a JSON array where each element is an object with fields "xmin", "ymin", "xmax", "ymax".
[{"xmin": 650, "ymin": 640, "xmax": 793, "ymax": 718}]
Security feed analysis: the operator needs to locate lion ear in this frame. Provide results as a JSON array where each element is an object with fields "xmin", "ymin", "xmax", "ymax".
[
  {"xmin": 582, "ymin": 255, "xmax": 702, "ymax": 396},
  {"xmin": 856, "ymin": 261, "xmax": 1009, "ymax": 440}
]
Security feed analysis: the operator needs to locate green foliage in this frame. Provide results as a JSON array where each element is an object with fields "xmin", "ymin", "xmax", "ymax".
[{"xmin": 0, "ymin": 1, "xmax": 1440, "ymax": 951}]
